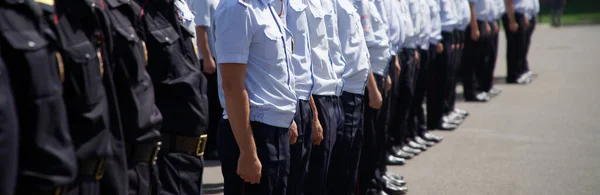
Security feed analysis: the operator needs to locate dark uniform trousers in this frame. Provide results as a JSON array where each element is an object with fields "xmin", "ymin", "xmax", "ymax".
[
  {"xmin": 218, "ymin": 120, "xmax": 290, "ymax": 195},
  {"xmin": 287, "ymin": 99, "xmax": 313, "ymax": 195},
  {"xmin": 377, "ymin": 57, "xmax": 400, "ymax": 190},
  {"xmin": 309, "ymin": 95, "xmax": 343, "ymax": 195},
  {"xmin": 462, "ymin": 21, "xmax": 490, "ymax": 98},
  {"xmin": 408, "ymin": 47, "xmax": 435, "ymax": 140},
  {"xmin": 0, "ymin": 1, "xmax": 77, "ymax": 194},
  {"xmin": 201, "ymin": 68, "xmax": 222, "ymax": 158},
  {"xmin": 389, "ymin": 49, "xmax": 416, "ymax": 145},
  {"xmin": 447, "ymin": 30, "xmax": 464, "ymax": 115},
  {"xmin": 0, "ymin": 56, "xmax": 19, "ymax": 195},
  {"xmin": 502, "ymin": 13, "xmax": 529, "ymax": 82},
  {"xmin": 137, "ymin": 0, "xmax": 209, "ymax": 195},
  {"xmin": 359, "ymin": 72, "xmax": 388, "ymax": 195},
  {"xmin": 427, "ymin": 31, "xmax": 454, "ymax": 129},
  {"xmin": 524, "ymin": 16, "xmax": 536, "ymax": 73},
  {"xmin": 327, "ymin": 91, "xmax": 362, "ymax": 195},
  {"xmin": 478, "ymin": 20, "xmax": 501, "ymax": 93}
]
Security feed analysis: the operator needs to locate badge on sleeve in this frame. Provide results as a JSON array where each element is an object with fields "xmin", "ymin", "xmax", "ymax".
[{"xmin": 55, "ymin": 52, "xmax": 64, "ymax": 82}]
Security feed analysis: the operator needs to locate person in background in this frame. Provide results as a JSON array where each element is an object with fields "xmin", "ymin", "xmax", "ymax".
[
  {"xmin": 477, "ymin": 0, "xmax": 505, "ymax": 97},
  {"xmin": 189, "ymin": 0, "xmax": 222, "ymax": 160},
  {"xmin": 551, "ymin": 0, "xmax": 565, "ymax": 27},
  {"xmin": 502, "ymin": 0, "xmax": 534, "ymax": 84},
  {"xmin": 214, "ymin": 0, "xmax": 297, "ymax": 193},
  {"xmin": 462, "ymin": 0, "xmax": 493, "ymax": 102},
  {"xmin": 522, "ymin": 0, "xmax": 539, "ymax": 82}
]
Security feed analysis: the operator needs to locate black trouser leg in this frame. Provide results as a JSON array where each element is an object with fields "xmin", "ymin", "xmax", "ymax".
[
  {"xmin": 100, "ymin": 148, "xmax": 128, "ymax": 195},
  {"xmin": 287, "ymin": 100, "xmax": 313, "ymax": 195},
  {"xmin": 328, "ymin": 92, "xmax": 362, "ymax": 195},
  {"xmin": 448, "ymin": 30, "xmax": 465, "ymax": 113},
  {"xmin": 359, "ymin": 74, "xmax": 386, "ymax": 195},
  {"xmin": 392, "ymin": 49, "xmax": 416, "ymax": 144},
  {"xmin": 0, "ymin": 59, "xmax": 18, "ymax": 195},
  {"xmin": 219, "ymin": 120, "xmax": 290, "ymax": 195},
  {"xmin": 502, "ymin": 13, "xmax": 528, "ymax": 82},
  {"xmin": 480, "ymin": 21, "xmax": 500, "ymax": 92},
  {"xmin": 427, "ymin": 32, "xmax": 453, "ymax": 129},
  {"xmin": 408, "ymin": 49, "xmax": 429, "ymax": 140},
  {"xmin": 158, "ymin": 152, "xmax": 204, "ymax": 195},
  {"xmin": 127, "ymin": 162, "xmax": 161, "ymax": 195},
  {"xmin": 443, "ymin": 31, "xmax": 457, "ymax": 115},
  {"xmin": 203, "ymin": 72, "xmax": 222, "ymax": 156},
  {"xmin": 312, "ymin": 95, "xmax": 343, "ymax": 195},
  {"xmin": 464, "ymin": 21, "xmax": 490, "ymax": 97},
  {"xmin": 524, "ymin": 17, "xmax": 536, "ymax": 73}
]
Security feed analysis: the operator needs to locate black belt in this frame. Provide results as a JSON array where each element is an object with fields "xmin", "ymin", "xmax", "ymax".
[
  {"xmin": 128, "ymin": 141, "xmax": 162, "ymax": 165},
  {"xmin": 162, "ymin": 134, "xmax": 208, "ymax": 156},
  {"xmin": 79, "ymin": 158, "xmax": 106, "ymax": 180},
  {"xmin": 30, "ymin": 185, "xmax": 67, "ymax": 195}
]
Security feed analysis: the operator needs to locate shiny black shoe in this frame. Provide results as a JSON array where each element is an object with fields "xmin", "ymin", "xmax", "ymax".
[
  {"xmin": 391, "ymin": 146, "xmax": 415, "ymax": 159},
  {"xmin": 401, "ymin": 145, "xmax": 421, "ymax": 155},
  {"xmin": 386, "ymin": 154, "xmax": 406, "ymax": 165},
  {"xmin": 422, "ymin": 132, "xmax": 443, "ymax": 143},
  {"xmin": 415, "ymin": 136, "xmax": 435, "ymax": 147},
  {"xmin": 383, "ymin": 173, "xmax": 406, "ymax": 187},
  {"xmin": 454, "ymin": 108, "xmax": 469, "ymax": 117},
  {"xmin": 437, "ymin": 122, "xmax": 458, "ymax": 130},
  {"xmin": 407, "ymin": 140, "xmax": 427, "ymax": 151},
  {"xmin": 382, "ymin": 181, "xmax": 408, "ymax": 195},
  {"xmin": 385, "ymin": 171, "xmax": 404, "ymax": 181}
]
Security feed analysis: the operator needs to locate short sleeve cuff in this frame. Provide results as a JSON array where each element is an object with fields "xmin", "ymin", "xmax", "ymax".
[
  {"xmin": 195, "ymin": 16, "xmax": 211, "ymax": 27},
  {"xmin": 217, "ymin": 54, "xmax": 249, "ymax": 64}
]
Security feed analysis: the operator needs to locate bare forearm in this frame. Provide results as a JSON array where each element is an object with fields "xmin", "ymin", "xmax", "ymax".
[
  {"xmin": 504, "ymin": 0, "xmax": 516, "ymax": 22},
  {"xmin": 469, "ymin": 4, "xmax": 478, "ymax": 29},
  {"xmin": 366, "ymin": 71, "xmax": 378, "ymax": 93},
  {"xmin": 196, "ymin": 26, "xmax": 213, "ymax": 59},
  {"xmin": 221, "ymin": 64, "xmax": 256, "ymax": 155},
  {"xmin": 309, "ymin": 96, "xmax": 318, "ymax": 121}
]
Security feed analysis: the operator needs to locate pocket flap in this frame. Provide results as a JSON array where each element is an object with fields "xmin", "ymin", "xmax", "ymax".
[
  {"xmin": 65, "ymin": 41, "xmax": 97, "ymax": 64},
  {"xmin": 115, "ymin": 26, "xmax": 140, "ymax": 42},
  {"xmin": 2, "ymin": 30, "xmax": 48, "ymax": 51},
  {"xmin": 150, "ymin": 26, "xmax": 180, "ymax": 44}
]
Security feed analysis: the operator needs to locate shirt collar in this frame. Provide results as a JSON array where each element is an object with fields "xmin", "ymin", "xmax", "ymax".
[{"xmin": 260, "ymin": 0, "xmax": 273, "ymax": 6}]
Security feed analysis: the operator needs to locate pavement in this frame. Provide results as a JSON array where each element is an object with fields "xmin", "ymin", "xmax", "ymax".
[{"xmin": 201, "ymin": 24, "xmax": 600, "ymax": 195}]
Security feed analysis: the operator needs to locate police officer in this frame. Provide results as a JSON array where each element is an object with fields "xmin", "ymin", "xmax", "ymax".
[
  {"xmin": 477, "ymin": 0, "xmax": 504, "ymax": 97},
  {"xmin": 0, "ymin": 0, "xmax": 78, "ymax": 194},
  {"xmin": 214, "ymin": 0, "xmax": 296, "ymax": 193},
  {"xmin": 502, "ymin": 0, "xmax": 533, "ymax": 84},
  {"xmin": 358, "ymin": 0, "xmax": 408, "ymax": 193},
  {"xmin": 307, "ymin": 0, "xmax": 345, "ymax": 193},
  {"xmin": 52, "ymin": 0, "xmax": 127, "ymax": 194},
  {"xmin": 427, "ymin": 0, "xmax": 460, "ymax": 131},
  {"xmin": 103, "ymin": 1, "xmax": 164, "ymax": 194},
  {"xmin": 0, "ymin": 55, "xmax": 18, "ymax": 195},
  {"xmin": 327, "ymin": 0, "xmax": 375, "ymax": 193},
  {"xmin": 523, "ymin": 0, "xmax": 538, "ymax": 82},
  {"xmin": 274, "ymin": 0, "xmax": 321, "ymax": 194},
  {"xmin": 462, "ymin": 0, "xmax": 494, "ymax": 102},
  {"xmin": 189, "ymin": 0, "xmax": 222, "ymax": 160},
  {"xmin": 136, "ymin": 0, "xmax": 209, "ymax": 194}
]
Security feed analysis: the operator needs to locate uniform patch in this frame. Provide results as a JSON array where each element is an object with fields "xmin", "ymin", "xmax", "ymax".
[
  {"xmin": 34, "ymin": 0, "xmax": 54, "ymax": 6},
  {"xmin": 55, "ymin": 52, "xmax": 64, "ymax": 82}
]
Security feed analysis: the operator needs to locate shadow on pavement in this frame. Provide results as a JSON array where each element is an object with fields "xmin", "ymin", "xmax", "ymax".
[{"xmin": 204, "ymin": 183, "xmax": 224, "ymax": 195}]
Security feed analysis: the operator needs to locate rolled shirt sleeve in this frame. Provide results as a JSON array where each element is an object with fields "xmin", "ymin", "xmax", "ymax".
[
  {"xmin": 191, "ymin": 0, "xmax": 212, "ymax": 27},
  {"xmin": 215, "ymin": 4, "xmax": 253, "ymax": 64}
]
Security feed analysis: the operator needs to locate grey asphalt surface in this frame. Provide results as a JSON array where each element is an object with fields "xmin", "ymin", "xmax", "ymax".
[{"xmin": 201, "ymin": 24, "xmax": 600, "ymax": 195}]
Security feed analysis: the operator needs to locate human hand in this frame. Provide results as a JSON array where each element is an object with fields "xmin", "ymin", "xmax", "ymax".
[
  {"xmin": 203, "ymin": 58, "xmax": 217, "ymax": 74},
  {"xmin": 312, "ymin": 119, "xmax": 324, "ymax": 145},
  {"xmin": 368, "ymin": 88, "xmax": 383, "ymax": 109},
  {"xmin": 237, "ymin": 153, "xmax": 262, "ymax": 184},
  {"xmin": 386, "ymin": 75, "xmax": 392, "ymax": 92},
  {"xmin": 437, "ymin": 43, "xmax": 444, "ymax": 54},
  {"xmin": 289, "ymin": 121, "xmax": 298, "ymax": 144}
]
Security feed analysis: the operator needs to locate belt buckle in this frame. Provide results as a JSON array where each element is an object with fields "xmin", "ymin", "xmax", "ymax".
[
  {"xmin": 54, "ymin": 186, "xmax": 67, "ymax": 195},
  {"xmin": 152, "ymin": 141, "xmax": 162, "ymax": 165},
  {"xmin": 94, "ymin": 158, "xmax": 105, "ymax": 180},
  {"xmin": 195, "ymin": 134, "xmax": 208, "ymax": 157}
]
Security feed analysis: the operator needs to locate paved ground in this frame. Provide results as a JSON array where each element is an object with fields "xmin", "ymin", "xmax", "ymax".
[{"xmin": 202, "ymin": 24, "xmax": 600, "ymax": 194}]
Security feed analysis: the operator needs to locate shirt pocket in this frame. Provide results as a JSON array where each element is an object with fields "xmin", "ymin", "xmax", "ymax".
[
  {"xmin": 63, "ymin": 40, "xmax": 105, "ymax": 106},
  {"xmin": 262, "ymin": 26, "xmax": 285, "ymax": 61}
]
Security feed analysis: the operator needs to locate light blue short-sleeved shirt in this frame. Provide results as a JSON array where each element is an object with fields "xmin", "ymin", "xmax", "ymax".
[
  {"xmin": 365, "ymin": 0, "xmax": 391, "ymax": 76},
  {"xmin": 532, "ymin": 0, "xmax": 539, "ymax": 15},
  {"xmin": 428, "ymin": 0, "xmax": 443, "ymax": 44},
  {"xmin": 307, "ymin": 0, "xmax": 342, "ymax": 96},
  {"xmin": 322, "ymin": 0, "xmax": 346, "ymax": 95},
  {"xmin": 384, "ymin": 0, "xmax": 402, "ymax": 52},
  {"xmin": 438, "ymin": 0, "xmax": 458, "ymax": 32},
  {"xmin": 189, "ymin": 0, "xmax": 220, "ymax": 59},
  {"xmin": 495, "ymin": 0, "xmax": 506, "ymax": 19},
  {"xmin": 273, "ymin": 0, "xmax": 314, "ymax": 100},
  {"xmin": 398, "ymin": 0, "xmax": 415, "ymax": 49},
  {"xmin": 214, "ymin": 0, "xmax": 297, "ymax": 128},
  {"xmin": 404, "ymin": 0, "xmax": 420, "ymax": 49},
  {"xmin": 512, "ymin": 0, "xmax": 533, "ymax": 18},
  {"xmin": 469, "ymin": 0, "xmax": 492, "ymax": 21},
  {"xmin": 337, "ymin": 0, "xmax": 370, "ymax": 95},
  {"xmin": 455, "ymin": 0, "xmax": 471, "ymax": 30},
  {"xmin": 419, "ymin": 0, "xmax": 431, "ymax": 50}
]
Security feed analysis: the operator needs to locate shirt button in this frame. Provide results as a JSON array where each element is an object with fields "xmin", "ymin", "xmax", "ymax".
[
  {"xmin": 27, "ymin": 41, "xmax": 35, "ymax": 47},
  {"xmin": 85, "ymin": 53, "xmax": 91, "ymax": 59},
  {"xmin": 91, "ymin": 2, "xmax": 96, "ymax": 7},
  {"xmin": 165, "ymin": 37, "xmax": 170, "ymax": 41},
  {"xmin": 130, "ymin": 34, "xmax": 135, "ymax": 38}
]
